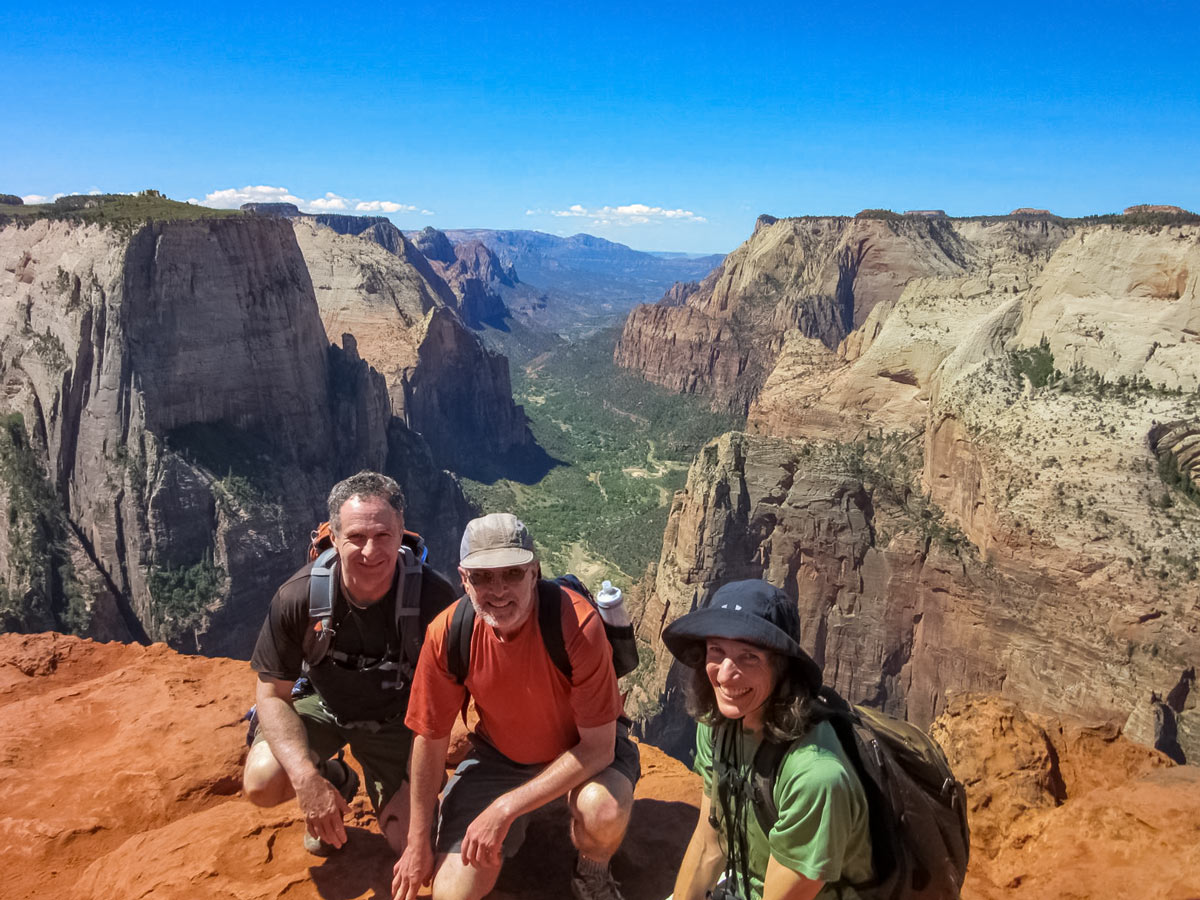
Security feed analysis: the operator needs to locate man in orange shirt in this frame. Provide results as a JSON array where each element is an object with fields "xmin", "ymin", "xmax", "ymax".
[{"xmin": 392, "ymin": 513, "xmax": 638, "ymax": 900}]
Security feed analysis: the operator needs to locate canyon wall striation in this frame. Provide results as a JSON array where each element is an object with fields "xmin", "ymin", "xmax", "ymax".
[{"xmin": 0, "ymin": 213, "xmax": 475, "ymax": 656}]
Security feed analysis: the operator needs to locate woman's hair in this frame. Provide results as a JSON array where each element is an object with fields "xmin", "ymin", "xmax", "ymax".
[{"xmin": 683, "ymin": 650, "xmax": 815, "ymax": 742}]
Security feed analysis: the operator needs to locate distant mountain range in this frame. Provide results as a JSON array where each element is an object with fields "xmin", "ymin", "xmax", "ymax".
[{"xmin": 410, "ymin": 229, "xmax": 724, "ymax": 328}]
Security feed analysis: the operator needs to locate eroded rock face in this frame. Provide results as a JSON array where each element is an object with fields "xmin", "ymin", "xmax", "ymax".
[
  {"xmin": 629, "ymin": 432, "xmax": 1200, "ymax": 764},
  {"xmin": 746, "ymin": 215, "xmax": 1074, "ymax": 440},
  {"xmin": 632, "ymin": 221, "xmax": 1200, "ymax": 766},
  {"xmin": 292, "ymin": 218, "xmax": 537, "ymax": 476},
  {"xmin": 933, "ymin": 694, "xmax": 1200, "ymax": 900},
  {"xmin": 616, "ymin": 215, "xmax": 991, "ymax": 414},
  {"xmin": 425, "ymin": 236, "xmax": 515, "ymax": 327},
  {"xmin": 0, "ymin": 216, "xmax": 470, "ymax": 655},
  {"xmin": 413, "ymin": 227, "xmax": 550, "ymax": 326}
]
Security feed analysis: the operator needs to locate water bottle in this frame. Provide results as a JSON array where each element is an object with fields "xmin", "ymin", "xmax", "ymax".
[{"xmin": 595, "ymin": 580, "xmax": 631, "ymax": 628}]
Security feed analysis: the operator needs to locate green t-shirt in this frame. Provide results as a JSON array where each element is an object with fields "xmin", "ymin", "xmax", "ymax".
[{"xmin": 694, "ymin": 719, "xmax": 873, "ymax": 900}]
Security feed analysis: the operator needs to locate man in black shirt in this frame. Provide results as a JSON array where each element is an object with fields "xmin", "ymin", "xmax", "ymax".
[{"xmin": 243, "ymin": 471, "xmax": 456, "ymax": 857}]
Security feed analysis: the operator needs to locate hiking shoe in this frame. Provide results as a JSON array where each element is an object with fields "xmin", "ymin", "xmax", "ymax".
[
  {"xmin": 570, "ymin": 864, "xmax": 625, "ymax": 900},
  {"xmin": 302, "ymin": 756, "xmax": 360, "ymax": 856},
  {"xmin": 303, "ymin": 830, "xmax": 339, "ymax": 857}
]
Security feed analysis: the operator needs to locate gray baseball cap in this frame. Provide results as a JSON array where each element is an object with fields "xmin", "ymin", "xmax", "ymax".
[{"xmin": 459, "ymin": 513, "xmax": 536, "ymax": 568}]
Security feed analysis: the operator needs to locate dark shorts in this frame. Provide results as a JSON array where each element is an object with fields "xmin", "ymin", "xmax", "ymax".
[
  {"xmin": 251, "ymin": 692, "xmax": 412, "ymax": 812},
  {"xmin": 436, "ymin": 722, "xmax": 640, "ymax": 857}
]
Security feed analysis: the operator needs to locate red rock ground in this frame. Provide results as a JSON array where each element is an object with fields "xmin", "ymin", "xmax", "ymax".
[{"xmin": 1, "ymin": 634, "xmax": 1197, "ymax": 900}]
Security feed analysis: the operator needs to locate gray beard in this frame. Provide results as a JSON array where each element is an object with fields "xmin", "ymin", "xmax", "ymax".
[{"xmin": 471, "ymin": 597, "xmax": 500, "ymax": 629}]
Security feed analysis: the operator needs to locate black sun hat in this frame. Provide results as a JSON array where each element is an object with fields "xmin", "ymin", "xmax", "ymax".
[{"xmin": 662, "ymin": 579, "xmax": 822, "ymax": 692}]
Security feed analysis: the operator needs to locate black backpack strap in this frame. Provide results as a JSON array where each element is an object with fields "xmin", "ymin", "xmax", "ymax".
[
  {"xmin": 537, "ymin": 579, "xmax": 571, "ymax": 682},
  {"xmin": 395, "ymin": 545, "xmax": 424, "ymax": 670},
  {"xmin": 750, "ymin": 737, "xmax": 790, "ymax": 837},
  {"xmin": 304, "ymin": 547, "xmax": 339, "ymax": 667},
  {"xmin": 446, "ymin": 583, "xmax": 572, "ymax": 684},
  {"xmin": 447, "ymin": 594, "xmax": 476, "ymax": 684}
]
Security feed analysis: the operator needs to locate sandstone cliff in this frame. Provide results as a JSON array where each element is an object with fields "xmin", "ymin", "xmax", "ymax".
[
  {"xmin": 617, "ymin": 214, "xmax": 1073, "ymax": 415},
  {"xmin": 0, "ymin": 211, "xmax": 471, "ymax": 655},
  {"xmin": 292, "ymin": 218, "xmax": 539, "ymax": 478},
  {"xmin": 629, "ymin": 432, "xmax": 1197, "ymax": 763},
  {"xmin": 5, "ymin": 632, "xmax": 1196, "ymax": 900},
  {"xmin": 629, "ymin": 221, "xmax": 1200, "ymax": 764}
]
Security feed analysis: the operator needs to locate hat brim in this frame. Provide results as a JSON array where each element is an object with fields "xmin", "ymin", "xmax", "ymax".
[
  {"xmin": 663, "ymin": 606, "xmax": 823, "ymax": 692},
  {"xmin": 459, "ymin": 547, "xmax": 536, "ymax": 569}
]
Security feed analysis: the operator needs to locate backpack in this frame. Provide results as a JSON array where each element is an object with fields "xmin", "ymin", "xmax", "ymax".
[
  {"xmin": 446, "ymin": 575, "xmax": 640, "ymax": 683},
  {"xmin": 728, "ymin": 686, "xmax": 969, "ymax": 900},
  {"xmin": 300, "ymin": 521, "xmax": 430, "ymax": 692}
]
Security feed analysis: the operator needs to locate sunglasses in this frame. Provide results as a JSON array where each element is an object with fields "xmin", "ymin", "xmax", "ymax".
[{"xmin": 461, "ymin": 567, "xmax": 530, "ymax": 587}]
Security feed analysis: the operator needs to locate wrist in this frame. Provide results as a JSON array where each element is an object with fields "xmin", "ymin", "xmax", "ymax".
[
  {"xmin": 292, "ymin": 763, "xmax": 323, "ymax": 787},
  {"xmin": 490, "ymin": 793, "xmax": 518, "ymax": 824}
]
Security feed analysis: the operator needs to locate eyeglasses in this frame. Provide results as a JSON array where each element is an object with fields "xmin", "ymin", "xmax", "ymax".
[{"xmin": 461, "ymin": 567, "xmax": 530, "ymax": 588}]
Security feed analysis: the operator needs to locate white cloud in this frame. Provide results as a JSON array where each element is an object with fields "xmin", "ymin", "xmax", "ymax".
[
  {"xmin": 356, "ymin": 199, "xmax": 415, "ymax": 213},
  {"xmin": 309, "ymin": 192, "xmax": 350, "ymax": 211},
  {"xmin": 200, "ymin": 185, "xmax": 306, "ymax": 208},
  {"xmin": 531, "ymin": 202, "xmax": 707, "ymax": 226},
  {"xmin": 22, "ymin": 194, "xmax": 49, "ymax": 204},
  {"xmin": 196, "ymin": 185, "xmax": 430, "ymax": 217}
]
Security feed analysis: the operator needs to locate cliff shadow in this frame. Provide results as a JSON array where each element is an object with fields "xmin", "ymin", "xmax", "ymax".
[{"xmin": 451, "ymin": 441, "xmax": 564, "ymax": 486}]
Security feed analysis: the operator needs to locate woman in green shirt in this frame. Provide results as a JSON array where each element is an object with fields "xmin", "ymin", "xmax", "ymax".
[{"xmin": 663, "ymin": 579, "xmax": 873, "ymax": 900}]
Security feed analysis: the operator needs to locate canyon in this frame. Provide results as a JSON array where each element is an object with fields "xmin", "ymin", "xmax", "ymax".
[
  {"xmin": 435, "ymin": 228, "xmax": 725, "ymax": 333},
  {"xmin": 3, "ymin": 195, "xmax": 1199, "ymax": 899}
]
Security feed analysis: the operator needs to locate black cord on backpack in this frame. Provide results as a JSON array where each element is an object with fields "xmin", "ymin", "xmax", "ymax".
[{"xmin": 715, "ymin": 721, "xmax": 754, "ymax": 900}]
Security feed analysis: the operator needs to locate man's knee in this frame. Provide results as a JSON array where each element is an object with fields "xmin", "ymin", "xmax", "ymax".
[
  {"xmin": 242, "ymin": 742, "xmax": 292, "ymax": 807},
  {"xmin": 570, "ymin": 774, "xmax": 634, "ymax": 847}
]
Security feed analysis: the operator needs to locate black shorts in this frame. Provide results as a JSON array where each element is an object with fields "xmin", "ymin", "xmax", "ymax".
[{"xmin": 436, "ymin": 722, "xmax": 640, "ymax": 857}]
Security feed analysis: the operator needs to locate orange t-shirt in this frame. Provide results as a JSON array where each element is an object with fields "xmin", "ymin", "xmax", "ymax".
[{"xmin": 405, "ymin": 587, "xmax": 622, "ymax": 765}]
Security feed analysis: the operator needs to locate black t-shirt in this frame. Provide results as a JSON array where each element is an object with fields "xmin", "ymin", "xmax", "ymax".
[{"xmin": 251, "ymin": 558, "xmax": 457, "ymax": 722}]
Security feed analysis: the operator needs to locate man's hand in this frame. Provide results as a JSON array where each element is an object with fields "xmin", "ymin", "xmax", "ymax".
[
  {"xmin": 392, "ymin": 838, "xmax": 435, "ymax": 900},
  {"xmin": 460, "ymin": 798, "xmax": 513, "ymax": 870},
  {"xmin": 294, "ymin": 769, "xmax": 349, "ymax": 848}
]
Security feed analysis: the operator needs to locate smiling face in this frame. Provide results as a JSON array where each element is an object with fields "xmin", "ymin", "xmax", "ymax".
[
  {"xmin": 332, "ymin": 495, "xmax": 404, "ymax": 606},
  {"xmin": 459, "ymin": 562, "xmax": 539, "ymax": 639},
  {"xmin": 704, "ymin": 637, "xmax": 780, "ymax": 734}
]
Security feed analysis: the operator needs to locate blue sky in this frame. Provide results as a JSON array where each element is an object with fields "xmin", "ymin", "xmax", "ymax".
[{"xmin": 5, "ymin": 0, "xmax": 1198, "ymax": 253}]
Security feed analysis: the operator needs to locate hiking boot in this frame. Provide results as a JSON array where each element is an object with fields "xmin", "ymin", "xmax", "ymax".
[
  {"xmin": 569, "ymin": 861, "xmax": 625, "ymax": 900},
  {"xmin": 302, "ymin": 755, "xmax": 360, "ymax": 856}
]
